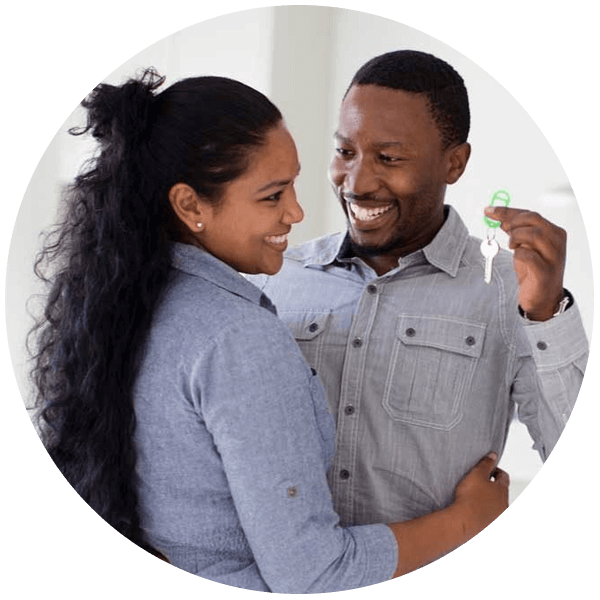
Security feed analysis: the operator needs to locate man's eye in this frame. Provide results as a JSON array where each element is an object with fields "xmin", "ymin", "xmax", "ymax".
[
  {"xmin": 380, "ymin": 154, "xmax": 403, "ymax": 163},
  {"xmin": 336, "ymin": 147, "xmax": 354, "ymax": 157}
]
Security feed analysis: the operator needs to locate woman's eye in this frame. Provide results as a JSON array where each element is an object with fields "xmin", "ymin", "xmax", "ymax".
[{"xmin": 263, "ymin": 191, "xmax": 284, "ymax": 203}]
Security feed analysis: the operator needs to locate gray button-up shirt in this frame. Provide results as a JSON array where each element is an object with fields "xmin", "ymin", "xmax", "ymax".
[
  {"xmin": 250, "ymin": 206, "xmax": 588, "ymax": 526},
  {"xmin": 133, "ymin": 243, "xmax": 397, "ymax": 592}
]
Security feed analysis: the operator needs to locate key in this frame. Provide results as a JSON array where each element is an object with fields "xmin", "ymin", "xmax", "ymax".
[{"xmin": 480, "ymin": 237, "xmax": 499, "ymax": 284}]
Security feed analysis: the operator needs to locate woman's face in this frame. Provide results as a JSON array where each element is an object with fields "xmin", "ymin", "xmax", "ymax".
[{"xmin": 198, "ymin": 122, "xmax": 303, "ymax": 275}]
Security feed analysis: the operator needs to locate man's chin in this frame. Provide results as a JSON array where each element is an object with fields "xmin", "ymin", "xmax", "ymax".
[{"xmin": 349, "ymin": 233, "xmax": 404, "ymax": 257}]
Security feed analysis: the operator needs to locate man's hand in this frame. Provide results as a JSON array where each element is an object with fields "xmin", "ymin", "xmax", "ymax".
[{"xmin": 484, "ymin": 206, "xmax": 566, "ymax": 321}]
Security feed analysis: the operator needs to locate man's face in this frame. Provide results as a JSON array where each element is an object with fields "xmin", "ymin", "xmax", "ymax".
[{"xmin": 329, "ymin": 84, "xmax": 455, "ymax": 259}]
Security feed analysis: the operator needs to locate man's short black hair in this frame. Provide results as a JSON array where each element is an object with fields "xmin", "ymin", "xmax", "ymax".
[{"xmin": 348, "ymin": 50, "xmax": 470, "ymax": 148}]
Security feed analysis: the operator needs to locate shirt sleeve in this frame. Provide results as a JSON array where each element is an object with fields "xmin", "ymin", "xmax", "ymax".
[
  {"xmin": 198, "ymin": 310, "xmax": 397, "ymax": 593},
  {"xmin": 512, "ymin": 298, "xmax": 588, "ymax": 460}
]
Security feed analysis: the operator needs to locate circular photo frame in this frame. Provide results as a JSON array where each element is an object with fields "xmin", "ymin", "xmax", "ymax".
[{"xmin": 2, "ymin": 0, "xmax": 598, "ymax": 598}]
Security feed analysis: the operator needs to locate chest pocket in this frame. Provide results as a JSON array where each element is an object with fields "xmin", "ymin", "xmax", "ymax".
[
  {"xmin": 382, "ymin": 314, "xmax": 486, "ymax": 430},
  {"xmin": 279, "ymin": 311, "xmax": 331, "ymax": 372}
]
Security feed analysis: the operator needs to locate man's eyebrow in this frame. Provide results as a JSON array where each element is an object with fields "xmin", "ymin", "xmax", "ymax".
[
  {"xmin": 378, "ymin": 141, "xmax": 405, "ymax": 149},
  {"xmin": 333, "ymin": 132, "xmax": 405, "ymax": 149},
  {"xmin": 256, "ymin": 164, "xmax": 301, "ymax": 193},
  {"xmin": 333, "ymin": 132, "xmax": 351, "ymax": 144}
]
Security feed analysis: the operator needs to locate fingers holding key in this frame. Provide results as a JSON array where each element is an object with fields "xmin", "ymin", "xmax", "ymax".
[
  {"xmin": 486, "ymin": 206, "xmax": 566, "ymax": 255},
  {"xmin": 484, "ymin": 206, "xmax": 566, "ymax": 320}
]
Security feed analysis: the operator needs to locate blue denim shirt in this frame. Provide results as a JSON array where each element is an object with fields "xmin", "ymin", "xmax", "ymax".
[
  {"xmin": 133, "ymin": 243, "xmax": 397, "ymax": 592},
  {"xmin": 249, "ymin": 206, "xmax": 588, "ymax": 526}
]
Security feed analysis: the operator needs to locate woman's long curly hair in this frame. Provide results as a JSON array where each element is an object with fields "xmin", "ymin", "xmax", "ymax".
[{"xmin": 29, "ymin": 68, "xmax": 282, "ymax": 549}]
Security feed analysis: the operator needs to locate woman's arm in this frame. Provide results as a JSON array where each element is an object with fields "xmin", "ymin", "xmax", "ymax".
[
  {"xmin": 202, "ymin": 314, "xmax": 508, "ymax": 591},
  {"xmin": 389, "ymin": 452, "xmax": 509, "ymax": 577}
]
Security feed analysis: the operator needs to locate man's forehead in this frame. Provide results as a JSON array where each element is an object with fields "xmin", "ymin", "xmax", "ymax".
[{"xmin": 337, "ymin": 85, "xmax": 437, "ymax": 142}]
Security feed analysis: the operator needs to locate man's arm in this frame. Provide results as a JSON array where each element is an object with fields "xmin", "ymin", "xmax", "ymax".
[
  {"xmin": 486, "ymin": 206, "xmax": 588, "ymax": 458},
  {"xmin": 512, "ymin": 306, "xmax": 588, "ymax": 459}
]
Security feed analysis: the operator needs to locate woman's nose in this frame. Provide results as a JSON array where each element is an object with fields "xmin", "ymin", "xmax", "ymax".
[{"xmin": 283, "ymin": 189, "xmax": 304, "ymax": 225}]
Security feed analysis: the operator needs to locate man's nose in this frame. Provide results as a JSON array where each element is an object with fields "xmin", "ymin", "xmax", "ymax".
[{"xmin": 342, "ymin": 157, "xmax": 379, "ymax": 196}]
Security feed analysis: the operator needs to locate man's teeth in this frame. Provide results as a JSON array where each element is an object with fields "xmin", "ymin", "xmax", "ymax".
[
  {"xmin": 349, "ymin": 203, "xmax": 392, "ymax": 221},
  {"xmin": 266, "ymin": 234, "xmax": 288, "ymax": 244}
]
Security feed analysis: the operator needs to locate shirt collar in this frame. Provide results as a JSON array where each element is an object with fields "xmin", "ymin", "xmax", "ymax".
[
  {"xmin": 289, "ymin": 205, "xmax": 469, "ymax": 278},
  {"xmin": 421, "ymin": 206, "xmax": 469, "ymax": 277},
  {"xmin": 169, "ymin": 242, "xmax": 277, "ymax": 314}
]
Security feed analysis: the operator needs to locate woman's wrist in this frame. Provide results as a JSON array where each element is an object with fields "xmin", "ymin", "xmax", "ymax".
[{"xmin": 387, "ymin": 504, "xmax": 467, "ymax": 578}]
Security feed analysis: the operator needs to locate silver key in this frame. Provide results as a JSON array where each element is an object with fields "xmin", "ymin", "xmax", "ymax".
[{"xmin": 480, "ymin": 237, "xmax": 499, "ymax": 284}]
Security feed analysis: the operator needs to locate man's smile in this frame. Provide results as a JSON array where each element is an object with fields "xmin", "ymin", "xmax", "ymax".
[{"xmin": 345, "ymin": 196, "xmax": 398, "ymax": 230}]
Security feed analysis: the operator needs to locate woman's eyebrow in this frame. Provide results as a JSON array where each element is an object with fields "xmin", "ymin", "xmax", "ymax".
[{"xmin": 256, "ymin": 164, "xmax": 301, "ymax": 193}]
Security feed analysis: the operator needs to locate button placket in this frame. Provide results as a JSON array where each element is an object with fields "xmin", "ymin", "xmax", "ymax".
[{"xmin": 332, "ymin": 278, "xmax": 382, "ymax": 521}]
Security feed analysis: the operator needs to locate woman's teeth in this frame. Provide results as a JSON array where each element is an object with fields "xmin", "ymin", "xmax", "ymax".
[
  {"xmin": 266, "ymin": 234, "xmax": 288, "ymax": 244},
  {"xmin": 349, "ymin": 203, "xmax": 392, "ymax": 221}
]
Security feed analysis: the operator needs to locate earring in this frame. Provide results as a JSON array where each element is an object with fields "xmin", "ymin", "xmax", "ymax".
[{"xmin": 197, "ymin": 222, "xmax": 203, "ymax": 231}]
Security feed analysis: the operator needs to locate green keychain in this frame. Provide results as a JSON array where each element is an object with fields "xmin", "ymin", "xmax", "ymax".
[{"xmin": 483, "ymin": 189, "xmax": 511, "ymax": 228}]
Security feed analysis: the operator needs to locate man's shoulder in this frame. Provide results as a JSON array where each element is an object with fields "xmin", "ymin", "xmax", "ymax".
[{"xmin": 284, "ymin": 231, "xmax": 345, "ymax": 265}]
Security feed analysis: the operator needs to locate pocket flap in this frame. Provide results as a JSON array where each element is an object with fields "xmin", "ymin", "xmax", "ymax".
[
  {"xmin": 279, "ymin": 311, "xmax": 331, "ymax": 341},
  {"xmin": 397, "ymin": 314, "xmax": 486, "ymax": 358}
]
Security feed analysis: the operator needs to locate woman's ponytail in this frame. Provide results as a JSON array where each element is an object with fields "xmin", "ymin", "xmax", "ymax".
[{"xmin": 72, "ymin": 68, "xmax": 164, "ymax": 148}]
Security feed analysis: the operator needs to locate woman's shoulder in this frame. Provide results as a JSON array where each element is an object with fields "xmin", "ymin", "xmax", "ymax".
[{"xmin": 156, "ymin": 268, "xmax": 289, "ymax": 342}]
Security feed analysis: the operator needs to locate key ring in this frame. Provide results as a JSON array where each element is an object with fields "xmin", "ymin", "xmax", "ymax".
[{"xmin": 483, "ymin": 189, "xmax": 511, "ymax": 229}]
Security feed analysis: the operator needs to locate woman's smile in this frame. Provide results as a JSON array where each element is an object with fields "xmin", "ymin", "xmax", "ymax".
[{"xmin": 264, "ymin": 232, "xmax": 289, "ymax": 248}]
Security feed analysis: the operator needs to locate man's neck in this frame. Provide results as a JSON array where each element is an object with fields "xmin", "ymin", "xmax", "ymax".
[{"xmin": 351, "ymin": 206, "xmax": 449, "ymax": 277}]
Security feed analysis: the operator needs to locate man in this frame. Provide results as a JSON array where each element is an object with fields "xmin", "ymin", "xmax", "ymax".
[{"xmin": 250, "ymin": 50, "xmax": 588, "ymax": 526}]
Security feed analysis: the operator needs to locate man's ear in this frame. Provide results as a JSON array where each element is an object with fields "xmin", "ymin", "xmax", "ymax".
[
  {"xmin": 445, "ymin": 142, "xmax": 471, "ymax": 185},
  {"xmin": 168, "ymin": 183, "xmax": 207, "ymax": 234}
]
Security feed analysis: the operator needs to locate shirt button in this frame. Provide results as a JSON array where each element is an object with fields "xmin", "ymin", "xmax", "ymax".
[
  {"xmin": 340, "ymin": 469, "xmax": 350, "ymax": 480},
  {"xmin": 352, "ymin": 338, "xmax": 363, "ymax": 348},
  {"xmin": 367, "ymin": 284, "xmax": 377, "ymax": 294},
  {"xmin": 344, "ymin": 405, "xmax": 355, "ymax": 416},
  {"xmin": 310, "ymin": 367, "xmax": 317, "ymax": 376},
  {"xmin": 308, "ymin": 322, "xmax": 319, "ymax": 333},
  {"xmin": 537, "ymin": 341, "xmax": 548, "ymax": 351},
  {"xmin": 405, "ymin": 327, "xmax": 416, "ymax": 337},
  {"xmin": 287, "ymin": 486, "xmax": 298, "ymax": 498},
  {"xmin": 465, "ymin": 336, "xmax": 476, "ymax": 346}
]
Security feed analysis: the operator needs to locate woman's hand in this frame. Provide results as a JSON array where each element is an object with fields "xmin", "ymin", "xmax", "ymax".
[
  {"xmin": 388, "ymin": 452, "xmax": 509, "ymax": 577},
  {"xmin": 450, "ymin": 452, "xmax": 509, "ymax": 539}
]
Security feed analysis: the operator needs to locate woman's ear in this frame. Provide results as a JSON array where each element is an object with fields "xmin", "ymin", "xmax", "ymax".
[
  {"xmin": 168, "ymin": 183, "xmax": 207, "ymax": 235},
  {"xmin": 445, "ymin": 142, "xmax": 471, "ymax": 185}
]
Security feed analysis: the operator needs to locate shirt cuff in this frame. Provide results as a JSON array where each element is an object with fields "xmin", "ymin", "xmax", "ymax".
[
  {"xmin": 521, "ymin": 295, "xmax": 588, "ymax": 369},
  {"xmin": 349, "ymin": 523, "xmax": 398, "ymax": 585}
]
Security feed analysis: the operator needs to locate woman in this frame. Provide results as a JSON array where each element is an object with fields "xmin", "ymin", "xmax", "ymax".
[{"xmin": 30, "ymin": 69, "xmax": 508, "ymax": 593}]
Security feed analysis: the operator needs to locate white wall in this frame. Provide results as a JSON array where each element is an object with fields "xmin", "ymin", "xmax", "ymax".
[{"xmin": 6, "ymin": 5, "xmax": 591, "ymax": 495}]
